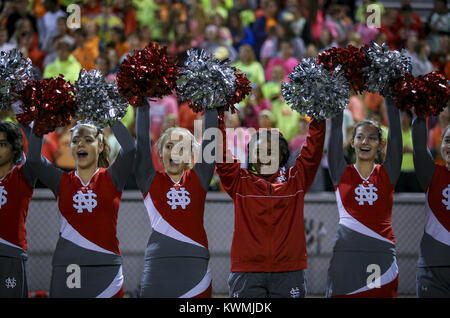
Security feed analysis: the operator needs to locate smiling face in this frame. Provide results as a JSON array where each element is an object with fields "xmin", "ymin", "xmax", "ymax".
[
  {"xmin": 351, "ymin": 122, "xmax": 384, "ymax": 163},
  {"xmin": 441, "ymin": 126, "xmax": 450, "ymax": 169},
  {"xmin": 70, "ymin": 126, "xmax": 103, "ymax": 170}
]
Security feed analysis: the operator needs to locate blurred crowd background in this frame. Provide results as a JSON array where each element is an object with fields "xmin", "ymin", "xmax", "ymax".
[{"xmin": 0, "ymin": 0, "xmax": 449, "ymax": 192}]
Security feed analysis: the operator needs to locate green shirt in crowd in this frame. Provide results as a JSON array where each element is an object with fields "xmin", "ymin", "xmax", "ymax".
[
  {"xmin": 232, "ymin": 60, "xmax": 265, "ymax": 88},
  {"xmin": 401, "ymin": 128, "xmax": 414, "ymax": 171},
  {"xmin": 133, "ymin": 0, "xmax": 163, "ymax": 40},
  {"xmin": 43, "ymin": 54, "xmax": 82, "ymax": 84},
  {"xmin": 271, "ymin": 99, "xmax": 301, "ymax": 142}
]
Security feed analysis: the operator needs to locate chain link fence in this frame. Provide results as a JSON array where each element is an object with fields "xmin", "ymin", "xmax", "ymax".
[{"xmin": 25, "ymin": 189, "xmax": 425, "ymax": 297}]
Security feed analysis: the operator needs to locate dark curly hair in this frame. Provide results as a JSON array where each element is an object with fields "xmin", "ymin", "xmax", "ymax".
[
  {"xmin": 247, "ymin": 129, "xmax": 290, "ymax": 174},
  {"xmin": 0, "ymin": 121, "xmax": 24, "ymax": 165}
]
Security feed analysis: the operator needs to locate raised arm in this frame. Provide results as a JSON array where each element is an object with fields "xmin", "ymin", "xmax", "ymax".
[
  {"xmin": 382, "ymin": 95, "xmax": 403, "ymax": 185},
  {"xmin": 193, "ymin": 108, "xmax": 219, "ymax": 191},
  {"xmin": 215, "ymin": 115, "xmax": 241, "ymax": 198},
  {"xmin": 19, "ymin": 125, "xmax": 38, "ymax": 188},
  {"xmin": 134, "ymin": 102, "xmax": 156, "ymax": 194},
  {"xmin": 25, "ymin": 127, "xmax": 63, "ymax": 197},
  {"xmin": 296, "ymin": 118, "xmax": 326, "ymax": 191},
  {"xmin": 412, "ymin": 115, "xmax": 435, "ymax": 191},
  {"xmin": 107, "ymin": 120, "xmax": 136, "ymax": 192},
  {"xmin": 327, "ymin": 112, "xmax": 347, "ymax": 187}
]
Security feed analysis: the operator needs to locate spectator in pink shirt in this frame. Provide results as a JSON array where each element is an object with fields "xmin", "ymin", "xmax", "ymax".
[
  {"xmin": 242, "ymin": 85, "xmax": 271, "ymax": 129},
  {"xmin": 265, "ymin": 38, "xmax": 299, "ymax": 81},
  {"xmin": 355, "ymin": 10, "xmax": 380, "ymax": 45},
  {"xmin": 310, "ymin": 0, "xmax": 327, "ymax": 42},
  {"xmin": 288, "ymin": 116, "xmax": 310, "ymax": 153},
  {"xmin": 148, "ymin": 93, "xmax": 179, "ymax": 141}
]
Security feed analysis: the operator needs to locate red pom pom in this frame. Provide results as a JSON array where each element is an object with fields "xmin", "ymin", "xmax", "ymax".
[
  {"xmin": 116, "ymin": 42, "xmax": 179, "ymax": 107},
  {"xmin": 317, "ymin": 45, "xmax": 370, "ymax": 94},
  {"xmin": 16, "ymin": 75, "xmax": 77, "ymax": 136},
  {"xmin": 225, "ymin": 70, "xmax": 252, "ymax": 113},
  {"xmin": 393, "ymin": 72, "xmax": 450, "ymax": 117}
]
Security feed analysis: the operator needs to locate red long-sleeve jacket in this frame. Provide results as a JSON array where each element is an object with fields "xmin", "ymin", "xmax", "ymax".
[{"xmin": 216, "ymin": 119, "xmax": 326, "ymax": 272}]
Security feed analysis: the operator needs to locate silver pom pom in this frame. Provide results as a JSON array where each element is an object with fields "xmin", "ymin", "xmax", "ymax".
[
  {"xmin": 363, "ymin": 42, "xmax": 411, "ymax": 95},
  {"xmin": 176, "ymin": 49, "xmax": 236, "ymax": 109},
  {"xmin": 0, "ymin": 49, "xmax": 33, "ymax": 110},
  {"xmin": 74, "ymin": 70, "xmax": 128, "ymax": 128},
  {"xmin": 282, "ymin": 57, "xmax": 350, "ymax": 120}
]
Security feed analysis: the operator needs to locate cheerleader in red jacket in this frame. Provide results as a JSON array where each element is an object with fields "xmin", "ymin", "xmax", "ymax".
[
  {"xmin": 135, "ymin": 101, "xmax": 218, "ymax": 298},
  {"xmin": 326, "ymin": 96, "xmax": 403, "ymax": 298},
  {"xmin": 0, "ymin": 121, "xmax": 37, "ymax": 298},
  {"xmin": 216, "ymin": 114, "xmax": 326, "ymax": 298},
  {"xmin": 412, "ymin": 110, "xmax": 450, "ymax": 298},
  {"xmin": 26, "ymin": 121, "xmax": 135, "ymax": 298}
]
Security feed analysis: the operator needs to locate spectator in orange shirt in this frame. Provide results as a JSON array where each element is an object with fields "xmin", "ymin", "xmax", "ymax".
[
  {"xmin": 85, "ymin": 20, "xmax": 101, "ymax": 52},
  {"xmin": 72, "ymin": 28, "xmax": 99, "ymax": 71},
  {"xmin": 364, "ymin": 92, "xmax": 387, "ymax": 126}
]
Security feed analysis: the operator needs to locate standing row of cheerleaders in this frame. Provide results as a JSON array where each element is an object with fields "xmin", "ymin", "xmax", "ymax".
[{"xmin": 0, "ymin": 93, "xmax": 448, "ymax": 298}]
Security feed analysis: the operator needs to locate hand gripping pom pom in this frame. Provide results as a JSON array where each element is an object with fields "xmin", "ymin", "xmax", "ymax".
[
  {"xmin": 393, "ymin": 72, "xmax": 450, "ymax": 117},
  {"xmin": 282, "ymin": 57, "xmax": 350, "ymax": 120},
  {"xmin": 16, "ymin": 75, "xmax": 78, "ymax": 136},
  {"xmin": 362, "ymin": 42, "xmax": 411, "ymax": 96},
  {"xmin": 75, "ymin": 70, "xmax": 128, "ymax": 128},
  {"xmin": 117, "ymin": 42, "xmax": 179, "ymax": 107},
  {"xmin": 317, "ymin": 45, "xmax": 370, "ymax": 94},
  {"xmin": 0, "ymin": 48, "xmax": 34, "ymax": 110},
  {"xmin": 176, "ymin": 49, "xmax": 236, "ymax": 113}
]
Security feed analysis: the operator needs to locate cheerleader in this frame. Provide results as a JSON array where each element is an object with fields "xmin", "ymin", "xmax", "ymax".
[
  {"xmin": 26, "ymin": 120, "xmax": 135, "ymax": 298},
  {"xmin": 0, "ymin": 121, "xmax": 37, "ymax": 298},
  {"xmin": 326, "ymin": 96, "xmax": 403, "ymax": 297},
  {"xmin": 135, "ymin": 101, "xmax": 218, "ymax": 298},
  {"xmin": 216, "ymin": 114, "xmax": 326, "ymax": 298},
  {"xmin": 412, "ymin": 111, "xmax": 450, "ymax": 298}
]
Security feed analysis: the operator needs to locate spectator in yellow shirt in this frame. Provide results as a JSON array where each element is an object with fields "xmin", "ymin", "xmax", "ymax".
[{"xmin": 43, "ymin": 36, "xmax": 82, "ymax": 84}]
